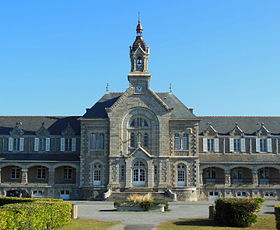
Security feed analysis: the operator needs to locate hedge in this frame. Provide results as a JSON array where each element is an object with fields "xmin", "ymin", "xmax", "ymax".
[
  {"xmin": 0, "ymin": 198, "xmax": 72, "ymax": 230},
  {"xmin": 214, "ymin": 198, "xmax": 264, "ymax": 227},
  {"xmin": 0, "ymin": 197, "xmax": 63, "ymax": 206},
  {"xmin": 275, "ymin": 206, "xmax": 280, "ymax": 230},
  {"xmin": 114, "ymin": 200, "xmax": 169, "ymax": 211}
]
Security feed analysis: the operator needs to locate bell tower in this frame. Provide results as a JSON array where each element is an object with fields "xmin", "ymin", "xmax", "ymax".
[{"xmin": 128, "ymin": 18, "xmax": 151, "ymax": 93}]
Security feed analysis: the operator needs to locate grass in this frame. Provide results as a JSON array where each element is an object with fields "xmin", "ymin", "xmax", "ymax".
[
  {"xmin": 58, "ymin": 218, "xmax": 118, "ymax": 230},
  {"xmin": 157, "ymin": 215, "xmax": 276, "ymax": 230}
]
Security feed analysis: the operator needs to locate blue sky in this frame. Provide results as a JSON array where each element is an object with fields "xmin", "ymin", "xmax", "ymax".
[{"xmin": 0, "ymin": 1, "xmax": 279, "ymax": 116}]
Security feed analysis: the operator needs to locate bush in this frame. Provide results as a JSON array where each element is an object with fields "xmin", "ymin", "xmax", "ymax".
[
  {"xmin": 0, "ymin": 197, "xmax": 63, "ymax": 207},
  {"xmin": 0, "ymin": 198, "xmax": 72, "ymax": 230},
  {"xmin": 214, "ymin": 198, "xmax": 264, "ymax": 227},
  {"xmin": 114, "ymin": 200, "xmax": 168, "ymax": 211},
  {"xmin": 275, "ymin": 206, "xmax": 280, "ymax": 230}
]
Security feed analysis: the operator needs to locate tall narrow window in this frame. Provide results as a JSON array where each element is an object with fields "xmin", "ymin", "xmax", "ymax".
[
  {"xmin": 177, "ymin": 164, "xmax": 186, "ymax": 186},
  {"xmin": 260, "ymin": 139, "xmax": 268, "ymax": 152},
  {"xmin": 144, "ymin": 133, "xmax": 149, "ymax": 147},
  {"xmin": 65, "ymin": 138, "xmax": 72, "ymax": 151},
  {"xmin": 93, "ymin": 163, "xmax": 101, "ymax": 186},
  {"xmin": 64, "ymin": 166, "xmax": 73, "ymax": 180},
  {"xmin": 99, "ymin": 133, "xmax": 105, "ymax": 149},
  {"xmin": 182, "ymin": 134, "xmax": 188, "ymax": 150},
  {"xmin": 39, "ymin": 138, "xmax": 46, "ymax": 151},
  {"xmin": 37, "ymin": 166, "xmax": 46, "ymax": 179},
  {"xmin": 234, "ymin": 139, "xmax": 241, "ymax": 152},
  {"xmin": 207, "ymin": 139, "xmax": 214, "ymax": 152},
  {"xmin": 11, "ymin": 166, "xmax": 20, "ymax": 179},
  {"xmin": 13, "ymin": 138, "xmax": 20, "ymax": 151},
  {"xmin": 130, "ymin": 133, "xmax": 136, "ymax": 148},
  {"xmin": 120, "ymin": 165, "xmax": 125, "ymax": 181},
  {"xmin": 175, "ymin": 133, "xmax": 180, "ymax": 150}
]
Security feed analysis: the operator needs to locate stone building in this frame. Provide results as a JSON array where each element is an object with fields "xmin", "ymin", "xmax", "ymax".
[{"xmin": 0, "ymin": 20, "xmax": 280, "ymax": 201}]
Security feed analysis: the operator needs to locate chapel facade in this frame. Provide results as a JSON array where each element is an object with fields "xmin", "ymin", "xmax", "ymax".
[{"xmin": 0, "ymin": 20, "xmax": 280, "ymax": 201}]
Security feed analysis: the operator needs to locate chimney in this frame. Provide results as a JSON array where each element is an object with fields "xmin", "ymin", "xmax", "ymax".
[{"xmin": 189, "ymin": 108, "xmax": 194, "ymax": 114}]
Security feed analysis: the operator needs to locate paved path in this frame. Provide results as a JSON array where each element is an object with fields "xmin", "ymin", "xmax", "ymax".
[{"xmin": 72, "ymin": 200, "xmax": 280, "ymax": 230}]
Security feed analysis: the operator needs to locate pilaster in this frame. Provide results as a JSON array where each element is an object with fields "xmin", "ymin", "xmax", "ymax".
[{"xmin": 21, "ymin": 169, "xmax": 28, "ymax": 184}]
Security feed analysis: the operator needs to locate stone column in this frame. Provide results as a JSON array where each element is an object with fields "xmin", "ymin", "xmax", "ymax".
[
  {"xmin": 147, "ymin": 161, "xmax": 154, "ymax": 188},
  {"xmin": 21, "ymin": 168, "xmax": 28, "ymax": 184},
  {"xmin": 199, "ymin": 169, "xmax": 203, "ymax": 186},
  {"xmin": 48, "ymin": 168, "xmax": 55, "ymax": 186},
  {"xmin": 252, "ymin": 170, "xmax": 259, "ymax": 185},
  {"xmin": 125, "ymin": 158, "xmax": 132, "ymax": 189},
  {"xmin": 75, "ymin": 168, "xmax": 80, "ymax": 186},
  {"xmin": 225, "ymin": 170, "xmax": 231, "ymax": 186}
]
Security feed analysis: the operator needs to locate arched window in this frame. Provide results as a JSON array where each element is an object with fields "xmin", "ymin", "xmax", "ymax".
[
  {"xmin": 136, "ymin": 57, "xmax": 143, "ymax": 71},
  {"xmin": 174, "ymin": 133, "xmax": 180, "ymax": 150},
  {"xmin": 182, "ymin": 134, "xmax": 188, "ymax": 150},
  {"xmin": 93, "ymin": 163, "xmax": 101, "ymax": 186},
  {"xmin": 130, "ymin": 118, "xmax": 148, "ymax": 128},
  {"xmin": 144, "ymin": 133, "xmax": 149, "ymax": 147},
  {"xmin": 177, "ymin": 164, "xmax": 186, "ymax": 186},
  {"xmin": 130, "ymin": 133, "xmax": 136, "ymax": 148}
]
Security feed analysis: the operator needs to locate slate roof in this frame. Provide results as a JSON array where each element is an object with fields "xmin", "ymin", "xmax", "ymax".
[
  {"xmin": 82, "ymin": 92, "xmax": 198, "ymax": 120},
  {"xmin": 132, "ymin": 36, "xmax": 147, "ymax": 52},
  {"xmin": 0, "ymin": 153, "xmax": 80, "ymax": 162},
  {"xmin": 0, "ymin": 116, "xmax": 80, "ymax": 135},
  {"xmin": 198, "ymin": 116, "xmax": 280, "ymax": 135}
]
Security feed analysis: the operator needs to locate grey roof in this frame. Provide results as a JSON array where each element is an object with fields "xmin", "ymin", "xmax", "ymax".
[
  {"xmin": 0, "ymin": 116, "xmax": 80, "ymax": 135},
  {"xmin": 0, "ymin": 153, "xmax": 79, "ymax": 162},
  {"xmin": 200, "ymin": 154, "xmax": 280, "ymax": 163},
  {"xmin": 198, "ymin": 116, "xmax": 280, "ymax": 135},
  {"xmin": 82, "ymin": 92, "xmax": 198, "ymax": 120}
]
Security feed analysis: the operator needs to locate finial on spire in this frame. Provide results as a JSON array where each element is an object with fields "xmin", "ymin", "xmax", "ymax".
[
  {"xmin": 106, "ymin": 83, "xmax": 109, "ymax": 93},
  {"xmin": 169, "ymin": 83, "xmax": 172, "ymax": 93},
  {"xmin": 136, "ymin": 13, "xmax": 143, "ymax": 36}
]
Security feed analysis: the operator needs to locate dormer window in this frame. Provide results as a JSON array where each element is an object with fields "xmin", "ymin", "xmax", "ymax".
[
  {"xmin": 34, "ymin": 137, "xmax": 50, "ymax": 152},
  {"xmin": 256, "ymin": 138, "xmax": 272, "ymax": 153},
  {"xmin": 8, "ymin": 137, "xmax": 24, "ymax": 152},
  {"xmin": 234, "ymin": 139, "xmax": 241, "ymax": 152},
  {"xmin": 260, "ymin": 139, "xmax": 268, "ymax": 152}
]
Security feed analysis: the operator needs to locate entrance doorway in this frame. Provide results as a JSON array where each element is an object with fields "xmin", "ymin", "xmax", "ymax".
[{"xmin": 132, "ymin": 160, "xmax": 146, "ymax": 187}]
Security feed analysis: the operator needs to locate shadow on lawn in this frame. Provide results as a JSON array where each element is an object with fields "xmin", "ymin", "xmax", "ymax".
[{"xmin": 174, "ymin": 219, "xmax": 218, "ymax": 227}]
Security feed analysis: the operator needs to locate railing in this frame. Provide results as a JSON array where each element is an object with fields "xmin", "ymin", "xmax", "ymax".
[
  {"xmin": 203, "ymin": 178, "xmax": 225, "ymax": 184},
  {"xmin": 259, "ymin": 178, "xmax": 280, "ymax": 185},
  {"xmin": 231, "ymin": 178, "xmax": 252, "ymax": 184}
]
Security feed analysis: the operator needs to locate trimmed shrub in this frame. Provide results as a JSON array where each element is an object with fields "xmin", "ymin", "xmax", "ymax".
[
  {"xmin": 0, "ymin": 198, "xmax": 72, "ymax": 230},
  {"xmin": 275, "ymin": 206, "xmax": 280, "ymax": 230},
  {"xmin": 0, "ymin": 197, "xmax": 62, "ymax": 206},
  {"xmin": 214, "ymin": 198, "xmax": 264, "ymax": 227},
  {"xmin": 114, "ymin": 200, "xmax": 168, "ymax": 211}
]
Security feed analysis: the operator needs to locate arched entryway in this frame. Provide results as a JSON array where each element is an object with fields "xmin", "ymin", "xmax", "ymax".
[
  {"xmin": 1, "ymin": 166, "xmax": 22, "ymax": 183},
  {"xmin": 258, "ymin": 167, "xmax": 280, "ymax": 185},
  {"xmin": 132, "ymin": 160, "xmax": 147, "ymax": 187},
  {"xmin": 202, "ymin": 167, "xmax": 225, "ymax": 184},
  {"xmin": 231, "ymin": 167, "xmax": 252, "ymax": 184}
]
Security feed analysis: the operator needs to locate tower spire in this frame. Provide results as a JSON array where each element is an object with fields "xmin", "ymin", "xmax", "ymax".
[{"xmin": 136, "ymin": 13, "xmax": 143, "ymax": 36}]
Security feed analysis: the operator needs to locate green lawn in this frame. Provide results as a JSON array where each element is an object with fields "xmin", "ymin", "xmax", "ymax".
[
  {"xmin": 58, "ymin": 218, "xmax": 118, "ymax": 230},
  {"xmin": 157, "ymin": 215, "xmax": 276, "ymax": 230}
]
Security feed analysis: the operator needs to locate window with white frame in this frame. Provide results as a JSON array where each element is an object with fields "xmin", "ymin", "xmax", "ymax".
[
  {"xmin": 34, "ymin": 137, "xmax": 50, "ymax": 152},
  {"xmin": 37, "ymin": 166, "xmax": 46, "ymax": 179},
  {"xmin": 65, "ymin": 138, "xmax": 72, "ymax": 151},
  {"xmin": 177, "ymin": 164, "xmax": 186, "ymax": 186},
  {"xmin": 64, "ymin": 166, "xmax": 73, "ymax": 180},
  {"xmin": 93, "ymin": 163, "xmax": 102, "ymax": 186},
  {"xmin": 234, "ymin": 139, "xmax": 241, "ymax": 152},
  {"xmin": 90, "ymin": 133, "xmax": 105, "ymax": 150},
  {"xmin": 260, "ymin": 139, "xmax": 268, "ymax": 152},
  {"xmin": 8, "ymin": 137, "xmax": 24, "ymax": 152},
  {"xmin": 174, "ymin": 133, "xmax": 189, "ymax": 150},
  {"xmin": 207, "ymin": 139, "xmax": 214, "ymax": 152},
  {"xmin": 203, "ymin": 138, "xmax": 219, "ymax": 152},
  {"xmin": 256, "ymin": 138, "xmax": 271, "ymax": 153},
  {"xmin": 11, "ymin": 166, "xmax": 20, "ymax": 179}
]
